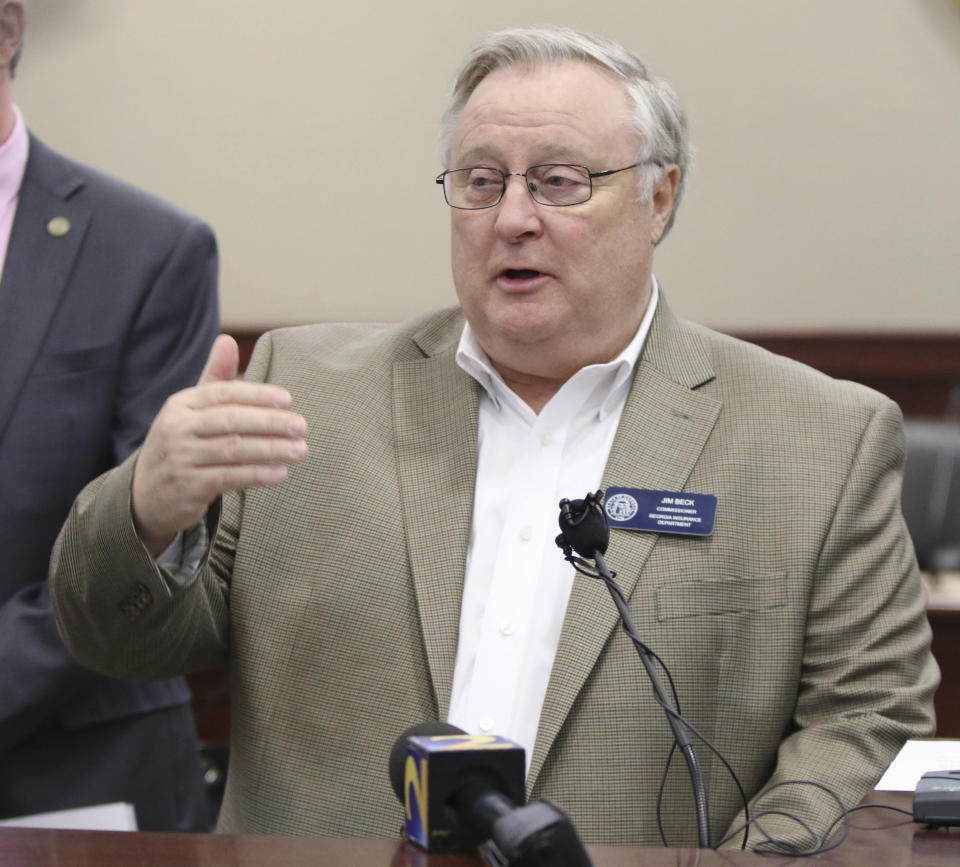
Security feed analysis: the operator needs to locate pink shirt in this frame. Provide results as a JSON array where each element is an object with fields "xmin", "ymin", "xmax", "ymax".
[{"xmin": 0, "ymin": 105, "xmax": 30, "ymax": 280}]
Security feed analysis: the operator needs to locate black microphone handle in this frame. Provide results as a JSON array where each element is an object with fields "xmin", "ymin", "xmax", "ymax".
[
  {"xmin": 488, "ymin": 800, "xmax": 594, "ymax": 867},
  {"xmin": 448, "ymin": 779, "xmax": 514, "ymax": 839}
]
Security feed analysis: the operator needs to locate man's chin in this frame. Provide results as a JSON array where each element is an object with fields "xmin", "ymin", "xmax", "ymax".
[{"xmin": 485, "ymin": 308, "xmax": 565, "ymax": 348}]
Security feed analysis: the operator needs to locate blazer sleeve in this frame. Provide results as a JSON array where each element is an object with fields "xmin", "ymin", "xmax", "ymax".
[
  {"xmin": 717, "ymin": 399, "xmax": 939, "ymax": 851},
  {"xmin": 50, "ymin": 452, "xmax": 232, "ymax": 679},
  {"xmin": 0, "ymin": 217, "xmax": 218, "ymax": 753}
]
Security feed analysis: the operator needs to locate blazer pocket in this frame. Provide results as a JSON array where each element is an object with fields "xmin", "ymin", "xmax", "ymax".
[
  {"xmin": 30, "ymin": 344, "xmax": 116, "ymax": 377},
  {"xmin": 655, "ymin": 573, "xmax": 794, "ymax": 621}
]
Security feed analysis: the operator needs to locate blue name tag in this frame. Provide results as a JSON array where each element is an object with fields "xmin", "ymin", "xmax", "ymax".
[{"xmin": 604, "ymin": 487, "xmax": 716, "ymax": 536}]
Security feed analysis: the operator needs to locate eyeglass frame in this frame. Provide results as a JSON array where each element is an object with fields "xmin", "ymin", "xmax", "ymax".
[{"xmin": 434, "ymin": 159, "xmax": 662, "ymax": 210}]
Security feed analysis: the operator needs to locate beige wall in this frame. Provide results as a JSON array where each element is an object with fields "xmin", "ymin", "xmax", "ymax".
[{"xmin": 13, "ymin": 0, "xmax": 960, "ymax": 331}]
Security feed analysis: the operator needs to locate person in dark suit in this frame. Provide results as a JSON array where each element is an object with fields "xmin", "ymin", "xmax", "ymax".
[{"xmin": 0, "ymin": 2, "xmax": 218, "ymax": 830}]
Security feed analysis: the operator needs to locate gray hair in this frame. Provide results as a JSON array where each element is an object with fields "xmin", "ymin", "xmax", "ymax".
[{"xmin": 440, "ymin": 26, "xmax": 692, "ymax": 236}]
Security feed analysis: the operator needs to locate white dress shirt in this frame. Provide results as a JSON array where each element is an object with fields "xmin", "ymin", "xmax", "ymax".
[{"xmin": 448, "ymin": 280, "xmax": 660, "ymax": 770}]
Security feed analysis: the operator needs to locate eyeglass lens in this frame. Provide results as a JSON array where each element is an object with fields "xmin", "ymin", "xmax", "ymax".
[{"xmin": 444, "ymin": 164, "xmax": 592, "ymax": 208}]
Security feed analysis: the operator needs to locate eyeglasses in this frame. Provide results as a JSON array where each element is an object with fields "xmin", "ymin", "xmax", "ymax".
[{"xmin": 435, "ymin": 161, "xmax": 658, "ymax": 210}]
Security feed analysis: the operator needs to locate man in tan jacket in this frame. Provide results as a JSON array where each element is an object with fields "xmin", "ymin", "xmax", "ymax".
[{"xmin": 51, "ymin": 26, "xmax": 937, "ymax": 849}]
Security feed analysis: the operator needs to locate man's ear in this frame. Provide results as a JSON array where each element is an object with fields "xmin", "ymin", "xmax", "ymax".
[
  {"xmin": 0, "ymin": 3, "xmax": 24, "ymax": 73},
  {"xmin": 650, "ymin": 163, "xmax": 681, "ymax": 246}
]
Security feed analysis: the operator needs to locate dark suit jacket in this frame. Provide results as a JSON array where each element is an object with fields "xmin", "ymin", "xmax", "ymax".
[
  {"xmin": 51, "ymin": 300, "xmax": 938, "ymax": 846},
  {"xmin": 0, "ymin": 134, "xmax": 218, "ymax": 825}
]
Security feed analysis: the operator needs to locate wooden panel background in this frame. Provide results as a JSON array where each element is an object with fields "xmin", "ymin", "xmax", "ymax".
[{"xmin": 228, "ymin": 329, "xmax": 960, "ymax": 418}]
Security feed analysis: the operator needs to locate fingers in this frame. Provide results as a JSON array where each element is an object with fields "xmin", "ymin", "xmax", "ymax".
[
  {"xmin": 166, "ymin": 463, "xmax": 294, "ymax": 501},
  {"xmin": 183, "ymin": 379, "xmax": 293, "ymax": 411},
  {"xmin": 198, "ymin": 334, "xmax": 240, "ymax": 385},
  {"xmin": 163, "ymin": 400, "xmax": 306, "ymax": 440},
  {"xmin": 160, "ymin": 431, "xmax": 309, "ymax": 469},
  {"xmin": 156, "ymin": 384, "xmax": 308, "ymax": 465}
]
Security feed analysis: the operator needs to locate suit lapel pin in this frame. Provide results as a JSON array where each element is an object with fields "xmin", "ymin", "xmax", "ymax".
[{"xmin": 46, "ymin": 216, "xmax": 71, "ymax": 237}]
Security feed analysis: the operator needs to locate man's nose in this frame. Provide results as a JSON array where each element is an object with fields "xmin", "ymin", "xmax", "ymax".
[{"xmin": 494, "ymin": 174, "xmax": 543, "ymax": 239}]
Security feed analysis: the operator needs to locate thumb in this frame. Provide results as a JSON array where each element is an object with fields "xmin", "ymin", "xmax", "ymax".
[{"xmin": 199, "ymin": 334, "xmax": 240, "ymax": 385}]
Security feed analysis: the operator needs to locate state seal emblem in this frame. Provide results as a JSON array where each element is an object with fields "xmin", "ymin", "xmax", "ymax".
[{"xmin": 605, "ymin": 492, "xmax": 638, "ymax": 522}]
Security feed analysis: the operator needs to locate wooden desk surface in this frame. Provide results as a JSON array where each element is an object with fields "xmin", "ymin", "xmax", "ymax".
[{"xmin": 1, "ymin": 793, "xmax": 957, "ymax": 867}]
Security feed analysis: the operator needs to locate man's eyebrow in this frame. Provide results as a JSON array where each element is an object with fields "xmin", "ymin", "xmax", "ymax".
[{"xmin": 530, "ymin": 143, "xmax": 591, "ymax": 163}]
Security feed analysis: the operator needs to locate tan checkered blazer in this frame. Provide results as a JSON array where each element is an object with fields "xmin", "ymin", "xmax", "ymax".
[{"xmin": 51, "ymin": 297, "xmax": 937, "ymax": 848}]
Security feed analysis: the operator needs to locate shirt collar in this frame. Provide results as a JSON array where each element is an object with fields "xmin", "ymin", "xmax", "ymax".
[
  {"xmin": 456, "ymin": 277, "xmax": 660, "ymax": 420},
  {"xmin": 0, "ymin": 105, "xmax": 29, "ymax": 209}
]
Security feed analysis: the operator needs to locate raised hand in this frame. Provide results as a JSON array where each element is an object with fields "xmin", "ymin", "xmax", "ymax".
[{"xmin": 131, "ymin": 334, "xmax": 308, "ymax": 555}]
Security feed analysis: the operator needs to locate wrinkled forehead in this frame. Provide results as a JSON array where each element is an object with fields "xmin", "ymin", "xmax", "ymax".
[{"xmin": 452, "ymin": 60, "xmax": 637, "ymax": 162}]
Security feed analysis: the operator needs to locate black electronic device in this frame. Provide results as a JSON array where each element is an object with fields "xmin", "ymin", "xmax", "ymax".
[{"xmin": 913, "ymin": 769, "xmax": 960, "ymax": 826}]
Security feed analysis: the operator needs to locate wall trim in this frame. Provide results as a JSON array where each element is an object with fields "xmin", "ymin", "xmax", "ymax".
[{"xmin": 225, "ymin": 326, "xmax": 960, "ymax": 418}]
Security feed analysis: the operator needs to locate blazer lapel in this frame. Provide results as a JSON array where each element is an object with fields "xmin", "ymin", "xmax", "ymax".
[
  {"xmin": 0, "ymin": 135, "xmax": 89, "ymax": 446},
  {"xmin": 529, "ymin": 298, "xmax": 723, "ymax": 788},
  {"xmin": 393, "ymin": 311, "xmax": 480, "ymax": 719}
]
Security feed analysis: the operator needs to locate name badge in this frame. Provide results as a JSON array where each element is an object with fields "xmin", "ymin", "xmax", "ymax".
[{"xmin": 604, "ymin": 487, "xmax": 716, "ymax": 536}]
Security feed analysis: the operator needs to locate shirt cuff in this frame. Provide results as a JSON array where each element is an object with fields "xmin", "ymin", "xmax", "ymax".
[{"xmin": 156, "ymin": 522, "xmax": 209, "ymax": 587}]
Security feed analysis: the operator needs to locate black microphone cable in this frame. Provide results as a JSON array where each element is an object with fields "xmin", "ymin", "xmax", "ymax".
[
  {"xmin": 556, "ymin": 491, "xmax": 748, "ymax": 849},
  {"xmin": 716, "ymin": 778, "xmax": 915, "ymax": 856}
]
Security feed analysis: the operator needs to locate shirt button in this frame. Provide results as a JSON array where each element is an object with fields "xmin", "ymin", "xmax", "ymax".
[
  {"xmin": 499, "ymin": 621, "xmax": 515, "ymax": 637},
  {"xmin": 479, "ymin": 716, "xmax": 495, "ymax": 733},
  {"xmin": 540, "ymin": 431, "xmax": 553, "ymax": 446},
  {"xmin": 519, "ymin": 526, "xmax": 532, "ymax": 542}
]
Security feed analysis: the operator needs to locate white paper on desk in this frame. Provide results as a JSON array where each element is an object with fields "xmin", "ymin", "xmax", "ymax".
[
  {"xmin": 875, "ymin": 739, "xmax": 960, "ymax": 791},
  {"xmin": 0, "ymin": 801, "xmax": 137, "ymax": 830}
]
